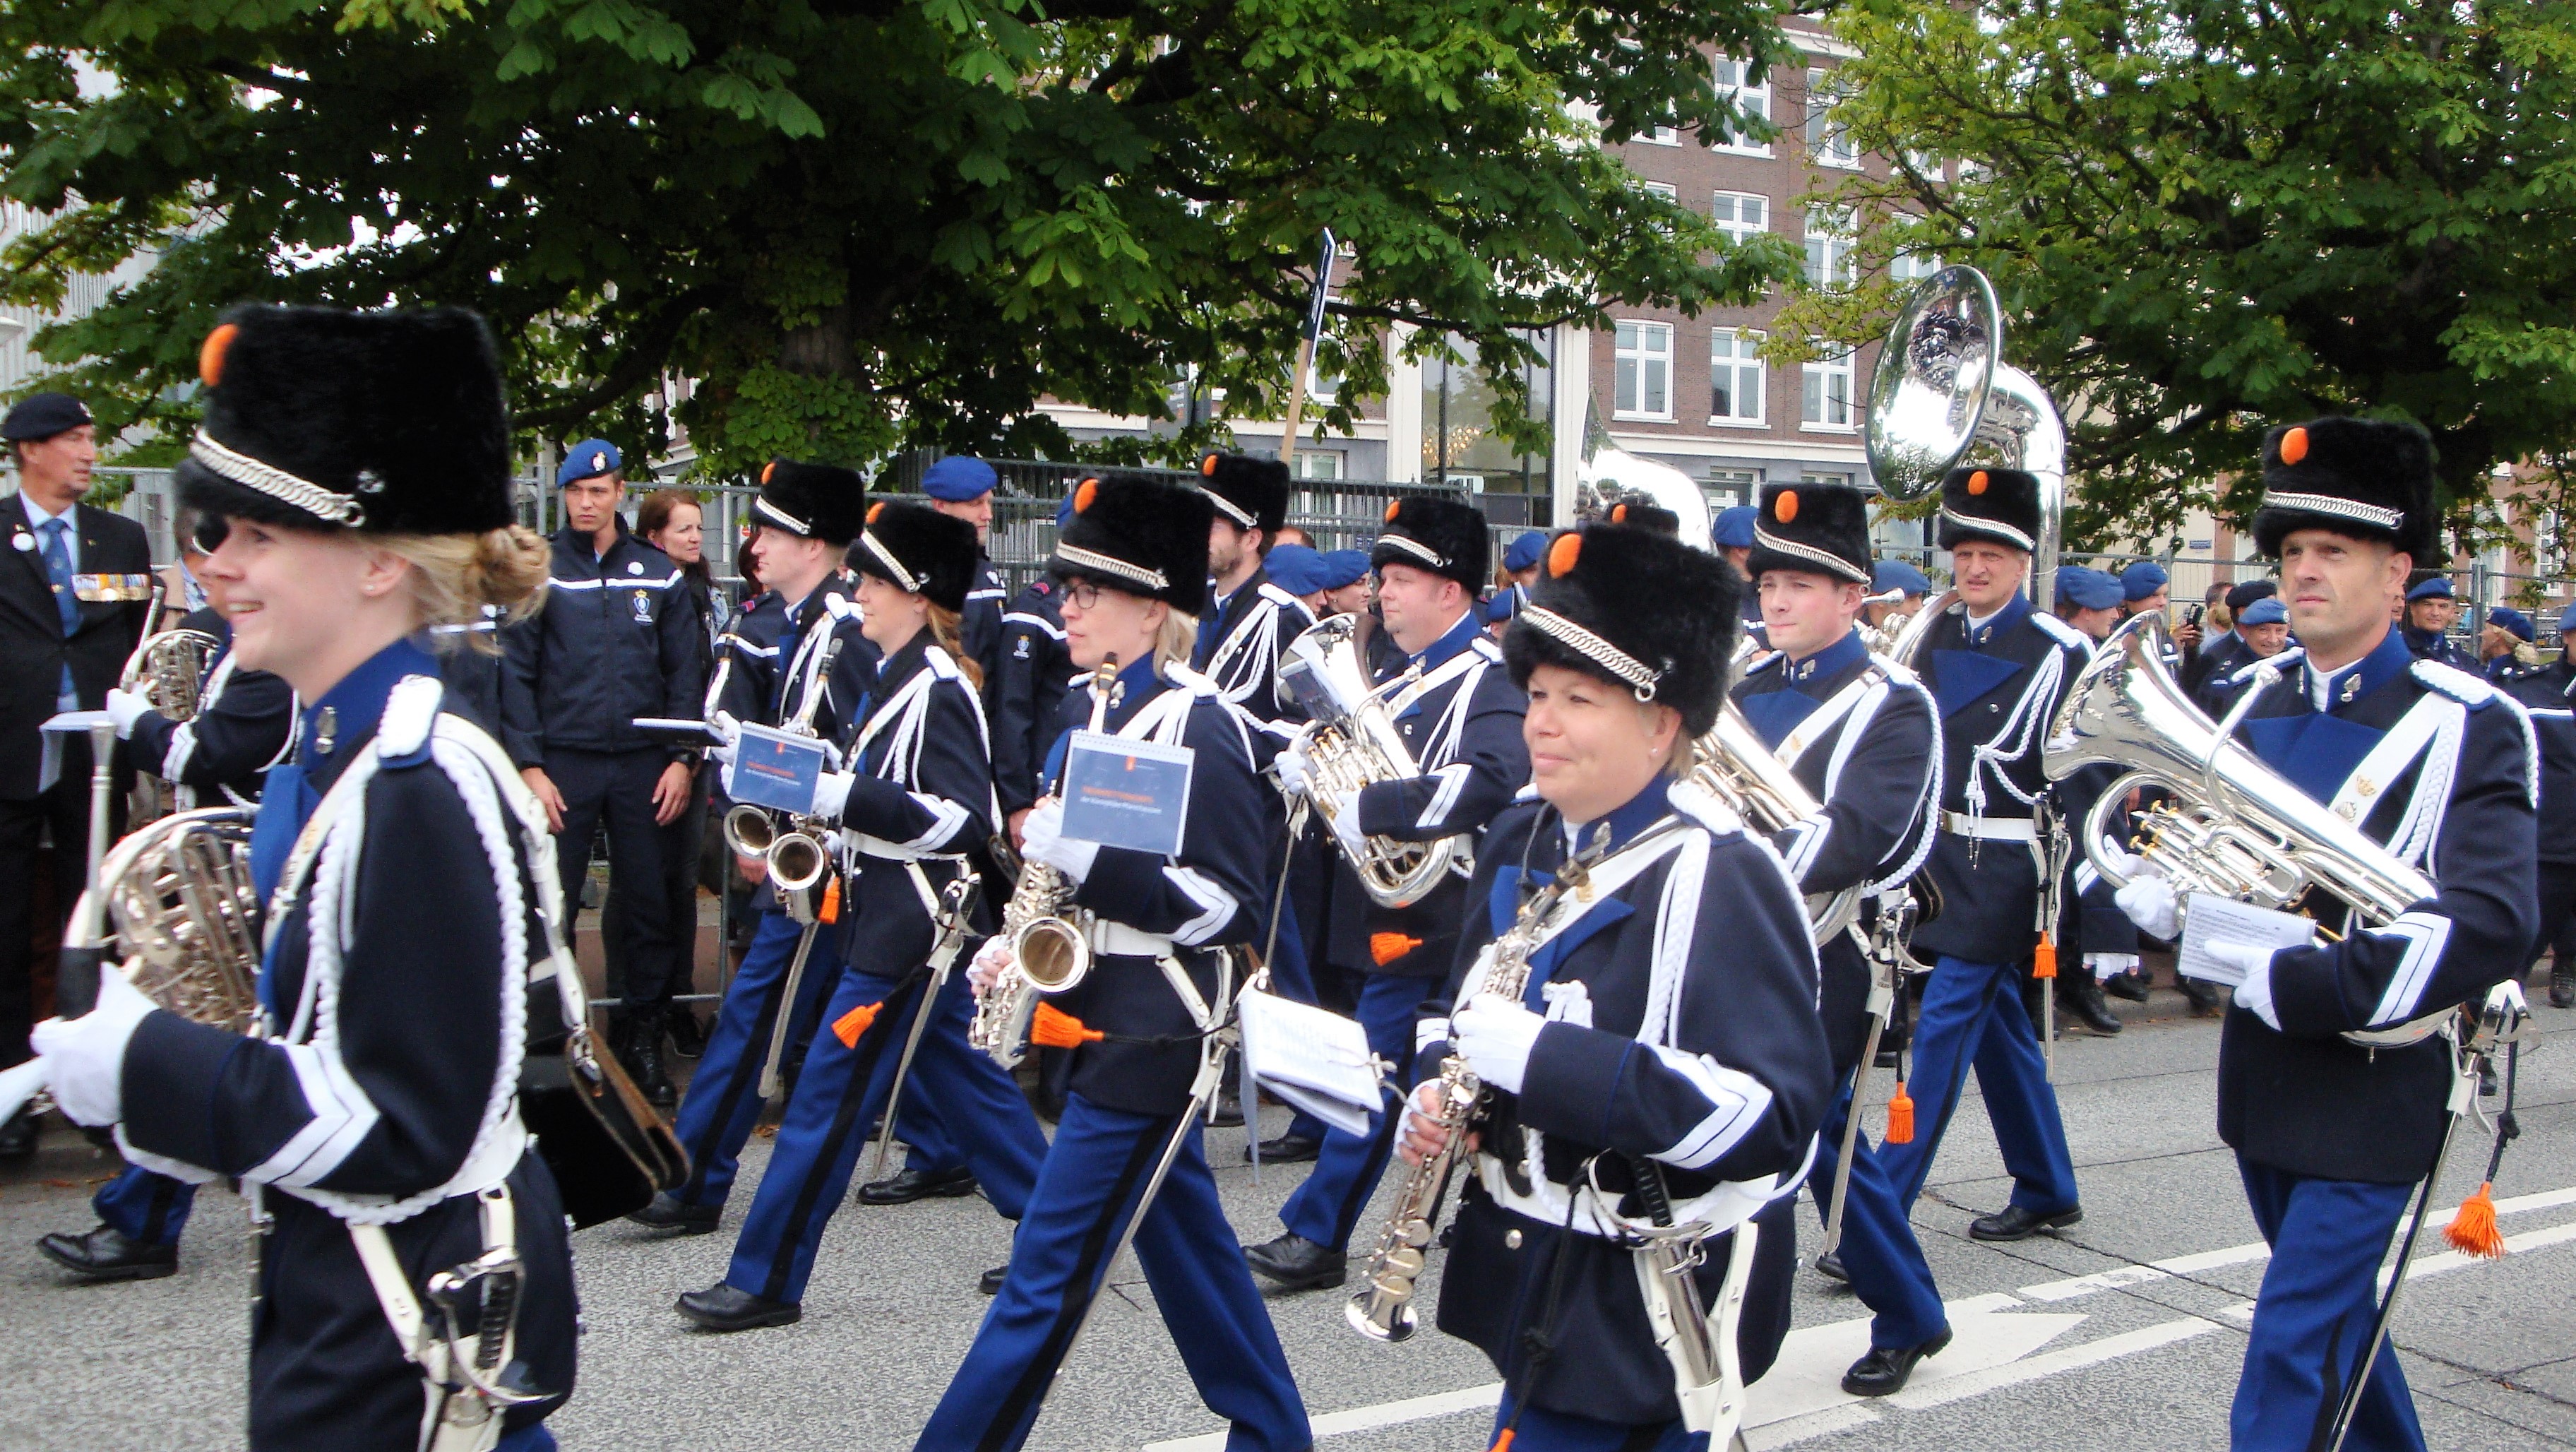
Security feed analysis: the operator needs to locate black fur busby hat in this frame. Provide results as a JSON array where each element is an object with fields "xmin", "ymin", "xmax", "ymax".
[
  {"xmin": 753, "ymin": 460, "xmax": 866, "ymax": 546},
  {"xmin": 1052, "ymin": 472, "xmax": 1213, "ymax": 616},
  {"xmin": 1198, "ymin": 451, "xmax": 1289, "ymax": 537},
  {"xmin": 1504, "ymin": 523, "xmax": 1740, "ymax": 736},
  {"xmin": 175, "ymin": 305, "xmax": 511, "ymax": 535},
  {"xmin": 2249, "ymin": 417, "xmax": 2438, "ymax": 565},
  {"xmin": 1745, "ymin": 481, "xmax": 1873, "ymax": 585},
  {"xmin": 1369, "ymin": 496, "xmax": 1489, "ymax": 591},
  {"xmin": 1605, "ymin": 500, "xmax": 1681, "ymax": 535},
  {"xmin": 1936, "ymin": 467, "xmax": 2044, "ymax": 554},
  {"xmin": 852, "ymin": 499, "xmax": 979, "ymax": 612}
]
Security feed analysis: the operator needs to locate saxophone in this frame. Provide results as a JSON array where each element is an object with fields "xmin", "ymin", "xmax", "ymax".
[
  {"xmin": 970, "ymin": 655, "xmax": 1120, "ymax": 1069},
  {"xmin": 1346, "ymin": 826, "xmax": 1608, "ymax": 1343}
]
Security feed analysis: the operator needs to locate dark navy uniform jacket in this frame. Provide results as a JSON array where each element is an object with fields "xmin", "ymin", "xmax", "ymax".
[
  {"xmin": 962, "ymin": 554, "xmax": 1008, "ymax": 702},
  {"xmin": 1417, "ymin": 779, "xmax": 1831, "ymax": 1426},
  {"xmin": 714, "ymin": 590, "xmax": 787, "ymax": 727},
  {"xmin": 1354, "ymin": 609, "xmax": 1531, "ymax": 980},
  {"xmin": 2500, "ymin": 654, "xmax": 2576, "ymax": 866},
  {"xmin": 825, "ymin": 631, "xmax": 997, "ymax": 975},
  {"xmin": 126, "ymin": 608, "xmax": 293, "ymax": 808},
  {"xmin": 1195, "ymin": 561, "xmax": 1316, "ymax": 725},
  {"xmin": 1041, "ymin": 657, "xmax": 1279, "ymax": 1114},
  {"xmin": 769, "ymin": 576, "xmax": 878, "ymax": 745},
  {"xmin": 2213, "ymin": 629, "xmax": 2536, "ymax": 1184},
  {"xmin": 1908, "ymin": 593, "xmax": 2094, "ymax": 965},
  {"xmin": 501, "ymin": 517, "xmax": 705, "ymax": 767},
  {"xmin": 2059, "ymin": 762, "xmax": 2139, "ymax": 961},
  {"xmin": 2401, "ymin": 621, "xmax": 2476, "ymax": 672},
  {"xmin": 1731, "ymin": 628, "xmax": 1938, "ymax": 1079},
  {"xmin": 429, "ymin": 607, "xmax": 505, "ymax": 736},
  {"xmin": 991, "ymin": 578, "xmax": 1071, "ymax": 819}
]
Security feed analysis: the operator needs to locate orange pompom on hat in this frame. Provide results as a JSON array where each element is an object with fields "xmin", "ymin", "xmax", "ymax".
[
  {"xmin": 2248, "ymin": 417, "xmax": 2438, "ymax": 566},
  {"xmin": 1503, "ymin": 522, "xmax": 1741, "ymax": 736},
  {"xmin": 1744, "ymin": 480, "xmax": 1873, "ymax": 585},
  {"xmin": 1047, "ymin": 472, "xmax": 1214, "ymax": 615},
  {"xmin": 1935, "ymin": 465, "xmax": 2044, "ymax": 554}
]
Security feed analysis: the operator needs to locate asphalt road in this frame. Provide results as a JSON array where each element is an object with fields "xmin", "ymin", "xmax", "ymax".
[{"xmin": 5, "ymin": 984, "xmax": 2575, "ymax": 1451}]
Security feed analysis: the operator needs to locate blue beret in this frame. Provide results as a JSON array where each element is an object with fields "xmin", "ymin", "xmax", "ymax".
[
  {"xmin": 2055, "ymin": 566, "xmax": 2123, "ymax": 612},
  {"xmin": 1871, "ymin": 559, "xmax": 1931, "ymax": 596},
  {"xmin": 2237, "ymin": 597, "xmax": 2288, "ymax": 626},
  {"xmin": 1502, "ymin": 530, "xmax": 1546, "ymax": 573},
  {"xmin": 1055, "ymin": 492, "xmax": 1078, "ymax": 530},
  {"xmin": 2406, "ymin": 577, "xmax": 2453, "ymax": 601},
  {"xmin": 2120, "ymin": 560, "xmax": 2169, "ymax": 602},
  {"xmin": 1, "ymin": 391, "xmax": 93, "ymax": 442},
  {"xmin": 2490, "ymin": 606, "xmax": 2534, "ymax": 642},
  {"xmin": 1484, "ymin": 591, "xmax": 1518, "ymax": 622},
  {"xmin": 922, "ymin": 456, "xmax": 998, "ymax": 501},
  {"xmin": 1712, "ymin": 505, "xmax": 1758, "ymax": 550},
  {"xmin": 1263, "ymin": 544, "xmax": 1326, "ymax": 596},
  {"xmin": 556, "ymin": 439, "xmax": 621, "ymax": 486},
  {"xmin": 1318, "ymin": 549, "xmax": 1371, "ymax": 590},
  {"xmin": 2560, "ymin": 613, "xmax": 2576, "ymax": 636}
]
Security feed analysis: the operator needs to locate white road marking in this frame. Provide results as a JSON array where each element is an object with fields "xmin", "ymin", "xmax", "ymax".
[
  {"xmin": 1744, "ymin": 1293, "xmax": 2077, "ymax": 1429},
  {"xmin": 1884, "ymin": 1315, "xmax": 2224, "ymax": 1412},
  {"xmin": 1143, "ymin": 1384, "xmax": 1503, "ymax": 1451}
]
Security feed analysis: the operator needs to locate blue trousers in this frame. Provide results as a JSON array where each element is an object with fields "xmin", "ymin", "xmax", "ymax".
[
  {"xmin": 726, "ymin": 962, "xmax": 1046, "ymax": 1306},
  {"xmin": 2232, "ymin": 1160, "xmax": 2425, "ymax": 1452},
  {"xmin": 1491, "ymin": 1390, "xmax": 1704, "ymax": 1451},
  {"xmin": 916, "ymin": 1093, "xmax": 1309, "ymax": 1452},
  {"xmin": 1279, "ymin": 971, "xmax": 1420, "ymax": 1249},
  {"xmin": 898, "ymin": 1093, "xmax": 965, "ymax": 1177},
  {"xmin": 668, "ymin": 907, "xmax": 843, "ymax": 1209},
  {"xmin": 1878, "ymin": 956, "xmax": 2078, "ymax": 1215},
  {"xmin": 95, "ymin": 1164, "xmax": 194, "ymax": 1247},
  {"xmin": 1810, "ymin": 1082, "xmax": 1949, "ymax": 1351}
]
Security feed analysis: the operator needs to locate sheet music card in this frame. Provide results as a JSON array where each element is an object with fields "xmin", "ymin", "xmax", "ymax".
[
  {"xmin": 2178, "ymin": 893, "xmax": 2314, "ymax": 986},
  {"xmin": 1059, "ymin": 730, "xmax": 1193, "ymax": 857},
  {"xmin": 728, "ymin": 722, "xmax": 832, "ymax": 816}
]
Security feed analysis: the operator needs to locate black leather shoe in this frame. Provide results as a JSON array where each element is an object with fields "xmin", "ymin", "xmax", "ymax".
[
  {"xmin": 2066, "ymin": 979, "xmax": 2124, "ymax": 1035},
  {"xmin": 633, "ymin": 1033, "xmax": 677, "ymax": 1110},
  {"xmin": 666, "ymin": 1009, "xmax": 709, "ymax": 1060},
  {"xmin": 1208, "ymin": 1094, "xmax": 1245, "ymax": 1129},
  {"xmin": 1813, "ymin": 1251, "xmax": 1848, "ymax": 1284},
  {"xmin": 2178, "ymin": 977, "xmax": 2222, "ymax": 1016},
  {"xmin": 979, "ymin": 1263, "xmax": 1008, "ymax": 1296},
  {"xmin": 628, "ymin": 1192, "xmax": 721, "ymax": 1234},
  {"xmin": 675, "ymin": 1283, "xmax": 800, "ymax": 1331},
  {"xmin": 1247, "ymin": 1131, "xmax": 1322, "ymax": 1164},
  {"xmin": 2553, "ymin": 962, "xmax": 2575, "ymax": 1010},
  {"xmin": 36, "ymin": 1224, "xmax": 177, "ymax": 1281},
  {"xmin": 2103, "ymin": 970, "xmax": 2150, "ymax": 1003},
  {"xmin": 0, "ymin": 1109, "xmax": 37, "ymax": 1161},
  {"xmin": 857, "ymin": 1165, "xmax": 979, "ymax": 1206},
  {"xmin": 1842, "ymin": 1329, "xmax": 1952, "ymax": 1396},
  {"xmin": 1969, "ymin": 1204, "xmax": 2083, "ymax": 1242},
  {"xmin": 1243, "ymin": 1232, "xmax": 1348, "ymax": 1291}
]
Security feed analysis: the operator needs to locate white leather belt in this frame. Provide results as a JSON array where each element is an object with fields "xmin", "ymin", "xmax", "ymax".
[
  {"xmin": 1941, "ymin": 811, "xmax": 2034, "ymax": 843},
  {"xmin": 1090, "ymin": 921, "xmax": 1176, "ymax": 958}
]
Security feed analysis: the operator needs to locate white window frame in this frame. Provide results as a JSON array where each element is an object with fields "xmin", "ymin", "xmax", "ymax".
[
  {"xmin": 1807, "ymin": 68, "xmax": 1859, "ymax": 169},
  {"xmin": 1802, "ymin": 350, "xmax": 1857, "ymax": 432},
  {"xmin": 1709, "ymin": 328, "xmax": 1766, "ymax": 427},
  {"xmin": 1614, "ymin": 321, "xmax": 1675, "ymax": 422},
  {"xmin": 1293, "ymin": 450, "xmax": 1344, "ymax": 482},
  {"xmin": 1642, "ymin": 180, "xmax": 1679, "ymax": 201},
  {"xmin": 1712, "ymin": 57, "xmax": 1771, "ymax": 157},
  {"xmin": 1704, "ymin": 468, "xmax": 1760, "ymax": 514},
  {"xmin": 1640, "ymin": 122, "xmax": 1681, "ymax": 147},
  {"xmin": 1803, "ymin": 207, "xmax": 1856, "ymax": 290},
  {"xmin": 1712, "ymin": 191, "xmax": 1769, "ymax": 249}
]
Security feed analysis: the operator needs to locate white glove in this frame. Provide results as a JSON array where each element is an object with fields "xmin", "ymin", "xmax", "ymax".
[
  {"xmin": 28, "ymin": 972, "xmax": 158, "ymax": 1126},
  {"xmin": 1323, "ymin": 789, "xmax": 1370, "ymax": 863},
  {"xmin": 968, "ymin": 938, "xmax": 1011, "ymax": 996},
  {"xmin": 2201, "ymin": 939, "xmax": 2281, "ymax": 1030},
  {"xmin": 1277, "ymin": 728, "xmax": 1316, "ymax": 799},
  {"xmin": 1450, "ymin": 996, "xmax": 1549, "ymax": 1097},
  {"xmin": 104, "ymin": 687, "xmax": 153, "ymax": 739},
  {"xmin": 2085, "ymin": 953, "xmax": 2139, "ymax": 976},
  {"xmin": 1021, "ymin": 799, "xmax": 1099, "ymax": 884},
  {"xmin": 811, "ymin": 769, "xmax": 854, "ymax": 822},
  {"xmin": 708, "ymin": 710, "xmax": 742, "ymax": 768},
  {"xmin": 2113, "ymin": 874, "xmax": 2181, "ymax": 940}
]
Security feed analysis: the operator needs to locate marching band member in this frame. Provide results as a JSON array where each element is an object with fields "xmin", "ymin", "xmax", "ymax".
[
  {"xmin": 1729, "ymin": 482, "xmax": 1952, "ymax": 1396},
  {"xmin": 628, "ymin": 461, "xmax": 873, "ymax": 1236},
  {"xmin": 2113, "ymin": 418, "xmax": 2535, "ymax": 1452},
  {"xmin": 919, "ymin": 455, "xmax": 1010, "ymax": 690},
  {"xmin": 29, "ymin": 305, "xmax": 576, "ymax": 1446},
  {"xmin": 1246, "ymin": 498, "xmax": 1529, "ymax": 1292},
  {"xmin": 2503, "ymin": 613, "xmax": 2576, "ymax": 1008},
  {"xmin": 1191, "ymin": 451, "xmax": 1315, "ymax": 722},
  {"xmin": 1398, "ymin": 520, "xmax": 1831, "ymax": 1449},
  {"xmin": 1874, "ymin": 467, "xmax": 2091, "ymax": 1240},
  {"xmin": 676, "ymin": 499, "xmax": 1045, "ymax": 1329},
  {"xmin": 922, "ymin": 473, "xmax": 1307, "ymax": 1452}
]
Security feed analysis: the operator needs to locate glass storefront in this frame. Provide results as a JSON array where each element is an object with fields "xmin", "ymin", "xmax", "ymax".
[{"xmin": 1418, "ymin": 331, "xmax": 1554, "ymax": 528}]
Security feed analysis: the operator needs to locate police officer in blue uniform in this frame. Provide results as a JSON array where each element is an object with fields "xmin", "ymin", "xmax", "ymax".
[
  {"xmin": 1874, "ymin": 467, "xmax": 2091, "ymax": 1241},
  {"xmin": 1500, "ymin": 528, "xmax": 1545, "ymax": 610},
  {"xmin": 676, "ymin": 500, "xmax": 1047, "ymax": 1328},
  {"xmin": 2398, "ymin": 576, "xmax": 2473, "ymax": 670},
  {"xmin": 2049, "ymin": 566, "xmax": 2131, "ymax": 1039},
  {"xmin": 627, "ymin": 460, "xmax": 876, "ymax": 1236},
  {"xmin": 30, "ymin": 304, "xmax": 576, "ymax": 1449},
  {"xmin": 2503, "ymin": 613, "xmax": 2576, "ymax": 1008},
  {"xmin": 1729, "ymin": 482, "xmax": 1953, "ymax": 1396},
  {"xmin": 1713, "ymin": 501, "xmax": 1765, "ymax": 633},
  {"xmin": 1398, "ymin": 519, "xmax": 1832, "ymax": 1451},
  {"xmin": 991, "ymin": 493, "xmax": 1078, "ymax": 848},
  {"xmin": 919, "ymin": 455, "xmax": 1010, "ymax": 690},
  {"xmin": 919, "ymin": 473, "xmax": 1308, "ymax": 1452},
  {"xmin": 2113, "ymin": 417, "xmax": 2536, "ymax": 1452},
  {"xmin": 501, "ymin": 439, "xmax": 706, "ymax": 1105},
  {"xmin": 1244, "ymin": 497, "xmax": 1530, "ymax": 1291},
  {"xmin": 2481, "ymin": 605, "xmax": 2536, "ymax": 683}
]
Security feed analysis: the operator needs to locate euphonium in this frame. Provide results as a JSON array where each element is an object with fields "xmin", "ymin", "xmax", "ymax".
[
  {"xmin": 1275, "ymin": 615, "xmax": 1460, "ymax": 908},
  {"xmin": 1689, "ymin": 702, "xmax": 1864, "ymax": 944},
  {"xmin": 970, "ymin": 656, "xmax": 1118, "ymax": 1069},
  {"xmin": 2043, "ymin": 611, "xmax": 2449, "ymax": 1047}
]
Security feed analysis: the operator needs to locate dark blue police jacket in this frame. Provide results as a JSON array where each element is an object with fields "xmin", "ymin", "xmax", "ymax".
[
  {"xmin": 500, "ymin": 517, "xmax": 705, "ymax": 766},
  {"xmin": 2500, "ymin": 654, "xmax": 2576, "ymax": 867},
  {"xmin": 991, "ymin": 578, "xmax": 1071, "ymax": 818}
]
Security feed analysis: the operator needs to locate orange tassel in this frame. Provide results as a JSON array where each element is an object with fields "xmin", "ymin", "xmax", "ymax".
[
  {"xmin": 1884, "ymin": 1081, "xmax": 1916, "ymax": 1145},
  {"xmin": 2444, "ymin": 1182, "xmax": 2505, "ymax": 1259},
  {"xmin": 1488, "ymin": 1432, "xmax": 1516, "ymax": 1452},
  {"xmin": 819, "ymin": 876, "xmax": 842, "ymax": 924},
  {"xmin": 1031, "ymin": 1003, "xmax": 1105, "ymax": 1049},
  {"xmin": 2032, "ymin": 934, "xmax": 2058, "ymax": 980},
  {"xmin": 1371, "ymin": 932, "xmax": 1422, "ymax": 966},
  {"xmin": 830, "ymin": 1002, "xmax": 881, "ymax": 1049}
]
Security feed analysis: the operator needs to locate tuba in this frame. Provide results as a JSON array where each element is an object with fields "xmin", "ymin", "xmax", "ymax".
[
  {"xmin": 1688, "ymin": 703, "xmax": 1863, "ymax": 944},
  {"xmin": 1275, "ymin": 615, "xmax": 1461, "ymax": 908},
  {"xmin": 970, "ymin": 657, "xmax": 1118, "ymax": 1069},
  {"xmin": 2044, "ymin": 612, "xmax": 2450, "ymax": 1047}
]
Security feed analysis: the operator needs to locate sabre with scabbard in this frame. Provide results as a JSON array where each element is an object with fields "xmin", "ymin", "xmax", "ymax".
[
  {"xmin": 749, "ymin": 631, "xmax": 845, "ymax": 1100},
  {"xmin": 2029, "ymin": 794, "xmax": 2068, "ymax": 1081},
  {"xmin": 1819, "ymin": 889, "xmax": 1923, "ymax": 1261}
]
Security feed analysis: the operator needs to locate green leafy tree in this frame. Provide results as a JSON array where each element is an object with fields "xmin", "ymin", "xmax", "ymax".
[
  {"xmin": 1776, "ymin": 0, "xmax": 2576, "ymax": 554},
  {"xmin": 0, "ymin": 0, "xmax": 1802, "ymax": 475}
]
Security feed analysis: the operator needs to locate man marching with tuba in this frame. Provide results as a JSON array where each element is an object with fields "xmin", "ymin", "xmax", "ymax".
[
  {"xmin": 2109, "ymin": 419, "xmax": 2536, "ymax": 1452},
  {"xmin": 1245, "ymin": 497, "xmax": 1530, "ymax": 1292},
  {"xmin": 1728, "ymin": 481, "xmax": 1955, "ymax": 1396}
]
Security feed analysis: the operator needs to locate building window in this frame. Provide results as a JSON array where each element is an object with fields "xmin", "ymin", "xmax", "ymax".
[
  {"xmin": 1890, "ymin": 249, "xmax": 1942, "ymax": 285},
  {"xmin": 1641, "ymin": 122, "xmax": 1681, "ymax": 146},
  {"xmin": 1614, "ymin": 321, "xmax": 1674, "ymax": 421},
  {"xmin": 1642, "ymin": 180, "xmax": 1678, "ymax": 201},
  {"xmin": 1713, "ymin": 57, "xmax": 1771, "ymax": 156},
  {"xmin": 1419, "ymin": 329, "xmax": 1555, "ymax": 501},
  {"xmin": 1294, "ymin": 451, "xmax": 1344, "ymax": 481},
  {"xmin": 1712, "ymin": 191, "xmax": 1768, "ymax": 248},
  {"xmin": 1710, "ymin": 328, "xmax": 1765, "ymax": 424},
  {"xmin": 1800, "ymin": 470, "xmax": 1853, "ymax": 489},
  {"xmin": 1705, "ymin": 468, "xmax": 1760, "ymax": 513},
  {"xmin": 1802, "ymin": 350, "xmax": 1856, "ymax": 429},
  {"xmin": 1807, "ymin": 69, "xmax": 1859, "ymax": 169},
  {"xmin": 1803, "ymin": 208, "xmax": 1856, "ymax": 290}
]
